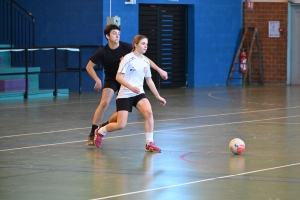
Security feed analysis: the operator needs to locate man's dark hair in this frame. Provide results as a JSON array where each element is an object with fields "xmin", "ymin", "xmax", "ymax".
[{"xmin": 104, "ymin": 24, "xmax": 121, "ymax": 40}]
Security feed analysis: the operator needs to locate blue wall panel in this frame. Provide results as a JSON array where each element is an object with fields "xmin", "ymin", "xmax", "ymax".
[
  {"xmin": 15, "ymin": 0, "xmax": 104, "ymax": 92},
  {"xmin": 16, "ymin": 0, "xmax": 104, "ymax": 46},
  {"xmin": 16, "ymin": 0, "xmax": 242, "ymax": 90}
]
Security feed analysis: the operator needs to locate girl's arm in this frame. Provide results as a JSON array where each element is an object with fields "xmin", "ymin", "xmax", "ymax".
[
  {"xmin": 144, "ymin": 56, "xmax": 168, "ymax": 80},
  {"xmin": 116, "ymin": 72, "xmax": 141, "ymax": 94},
  {"xmin": 145, "ymin": 77, "xmax": 166, "ymax": 106}
]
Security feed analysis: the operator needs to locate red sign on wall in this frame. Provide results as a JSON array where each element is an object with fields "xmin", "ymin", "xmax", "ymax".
[{"xmin": 247, "ymin": 2, "xmax": 254, "ymax": 10}]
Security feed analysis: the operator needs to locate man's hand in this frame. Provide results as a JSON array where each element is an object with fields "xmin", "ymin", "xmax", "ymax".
[{"xmin": 94, "ymin": 81, "xmax": 102, "ymax": 92}]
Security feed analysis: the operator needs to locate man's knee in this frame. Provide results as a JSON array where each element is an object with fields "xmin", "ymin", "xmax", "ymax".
[{"xmin": 100, "ymin": 98, "xmax": 111, "ymax": 108}]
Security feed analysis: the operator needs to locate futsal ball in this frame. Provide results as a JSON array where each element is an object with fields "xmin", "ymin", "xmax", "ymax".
[{"xmin": 229, "ymin": 138, "xmax": 245, "ymax": 155}]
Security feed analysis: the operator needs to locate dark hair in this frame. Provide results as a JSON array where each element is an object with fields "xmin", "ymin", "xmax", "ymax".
[
  {"xmin": 132, "ymin": 34, "xmax": 148, "ymax": 52},
  {"xmin": 104, "ymin": 24, "xmax": 121, "ymax": 40}
]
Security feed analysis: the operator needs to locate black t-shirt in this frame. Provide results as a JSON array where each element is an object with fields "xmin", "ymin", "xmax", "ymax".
[{"xmin": 90, "ymin": 41, "xmax": 132, "ymax": 79}]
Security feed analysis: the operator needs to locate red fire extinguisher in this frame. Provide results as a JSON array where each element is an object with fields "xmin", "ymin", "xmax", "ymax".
[{"xmin": 240, "ymin": 49, "xmax": 247, "ymax": 74}]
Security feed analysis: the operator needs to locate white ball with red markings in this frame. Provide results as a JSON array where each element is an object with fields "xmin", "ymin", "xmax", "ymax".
[{"xmin": 229, "ymin": 138, "xmax": 245, "ymax": 155}]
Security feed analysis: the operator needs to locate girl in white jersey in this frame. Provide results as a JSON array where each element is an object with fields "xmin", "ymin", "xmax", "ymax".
[{"xmin": 94, "ymin": 35, "xmax": 166, "ymax": 153}]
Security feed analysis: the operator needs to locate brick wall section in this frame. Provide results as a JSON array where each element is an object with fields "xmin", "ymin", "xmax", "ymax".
[{"xmin": 244, "ymin": 2, "xmax": 287, "ymax": 84}]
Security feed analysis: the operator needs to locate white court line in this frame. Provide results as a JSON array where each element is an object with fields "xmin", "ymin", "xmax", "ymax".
[
  {"xmin": 0, "ymin": 127, "xmax": 89, "ymax": 139},
  {"xmin": 153, "ymin": 105, "xmax": 300, "ymax": 123},
  {"xmin": 258, "ymin": 122, "xmax": 300, "ymax": 125},
  {"xmin": 0, "ymin": 99, "xmax": 100, "ymax": 110},
  {"xmin": 1, "ymin": 106, "xmax": 300, "ymax": 139},
  {"xmin": 0, "ymin": 115, "xmax": 299, "ymax": 152},
  {"xmin": 0, "ymin": 133, "xmax": 142, "ymax": 152},
  {"xmin": 90, "ymin": 162, "xmax": 300, "ymax": 200}
]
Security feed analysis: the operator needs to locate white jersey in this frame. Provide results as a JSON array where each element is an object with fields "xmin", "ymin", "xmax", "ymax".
[{"xmin": 117, "ymin": 52, "xmax": 151, "ymax": 99}]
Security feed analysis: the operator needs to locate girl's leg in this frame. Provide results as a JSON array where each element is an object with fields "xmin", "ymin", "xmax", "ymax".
[
  {"xmin": 136, "ymin": 98, "xmax": 161, "ymax": 153},
  {"xmin": 99, "ymin": 111, "xmax": 118, "ymax": 128},
  {"xmin": 94, "ymin": 111, "xmax": 128, "ymax": 148},
  {"xmin": 99, "ymin": 111, "xmax": 128, "ymax": 135},
  {"xmin": 105, "ymin": 111, "xmax": 129, "ymax": 132},
  {"xmin": 136, "ymin": 98, "xmax": 154, "ymax": 133}
]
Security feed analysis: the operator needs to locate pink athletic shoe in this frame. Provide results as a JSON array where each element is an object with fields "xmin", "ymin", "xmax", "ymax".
[
  {"xmin": 145, "ymin": 142, "xmax": 161, "ymax": 153},
  {"xmin": 94, "ymin": 128, "xmax": 103, "ymax": 148}
]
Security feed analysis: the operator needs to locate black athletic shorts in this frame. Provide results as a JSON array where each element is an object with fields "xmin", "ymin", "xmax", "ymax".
[
  {"xmin": 116, "ymin": 93, "xmax": 147, "ymax": 112},
  {"xmin": 103, "ymin": 78, "xmax": 121, "ymax": 93}
]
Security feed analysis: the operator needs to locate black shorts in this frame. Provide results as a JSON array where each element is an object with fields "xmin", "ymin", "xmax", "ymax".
[
  {"xmin": 103, "ymin": 78, "xmax": 121, "ymax": 93},
  {"xmin": 116, "ymin": 93, "xmax": 147, "ymax": 112}
]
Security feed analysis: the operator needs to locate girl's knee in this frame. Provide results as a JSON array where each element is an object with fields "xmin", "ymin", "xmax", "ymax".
[
  {"xmin": 116, "ymin": 123, "xmax": 126, "ymax": 130},
  {"xmin": 145, "ymin": 110, "xmax": 153, "ymax": 119}
]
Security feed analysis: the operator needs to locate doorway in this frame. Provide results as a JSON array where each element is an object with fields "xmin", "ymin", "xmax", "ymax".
[{"xmin": 139, "ymin": 4, "xmax": 188, "ymax": 89}]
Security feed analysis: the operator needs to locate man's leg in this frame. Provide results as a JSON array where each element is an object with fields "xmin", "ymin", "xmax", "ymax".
[
  {"xmin": 86, "ymin": 88, "xmax": 115, "ymax": 145},
  {"xmin": 93, "ymin": 88, "xmax": 115, "ymax": 125}
]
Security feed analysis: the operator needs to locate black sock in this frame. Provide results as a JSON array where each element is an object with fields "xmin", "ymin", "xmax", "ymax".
[
  {"xmin": 101, "ymin": 121, "xmax": 109, "ymax": 127},
  {"xmin": 89, "ymin": 125, "xmax": 98, "ymax": 137}
]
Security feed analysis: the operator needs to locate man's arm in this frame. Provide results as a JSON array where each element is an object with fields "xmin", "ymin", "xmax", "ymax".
[
  {"xmin": 144, "ymin": 56, "xmax": 168, "ymax": 80},
  {"xmin": 86, "ymin": 60, "xmax": 102, "ymax": 92}
]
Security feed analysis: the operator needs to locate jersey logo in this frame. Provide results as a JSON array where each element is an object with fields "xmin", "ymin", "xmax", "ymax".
[{"xmin": 130, "ymin": 67, "xmax": 136, "ymax": 71}]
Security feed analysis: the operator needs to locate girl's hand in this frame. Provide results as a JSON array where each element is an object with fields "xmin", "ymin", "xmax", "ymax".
[
  {"xmin": 130, "ymin": 86, "xmax": 140, "ymax": 94},
  {"xmin": 156, "ymin": 96, "xmax": 166, "ymax": 106}
]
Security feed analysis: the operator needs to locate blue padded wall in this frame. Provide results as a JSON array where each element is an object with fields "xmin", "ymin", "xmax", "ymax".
[
  {"xmin": 15, "ymin": 0, "xmax": 104, "ymax": 92},
  {"xmin": 16, "ymin": 0, "xmax": 242, "ymax": 90}
]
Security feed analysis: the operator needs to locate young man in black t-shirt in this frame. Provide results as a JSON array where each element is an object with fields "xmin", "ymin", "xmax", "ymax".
[{"xmin": 86, "ymin": 24, "xmax": 168, "ymax": 145}]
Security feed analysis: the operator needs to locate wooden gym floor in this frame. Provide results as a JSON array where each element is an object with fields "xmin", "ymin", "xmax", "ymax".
[{"xmin": 0, "ymin": 85, "xmax": 300, "ymax": 200}]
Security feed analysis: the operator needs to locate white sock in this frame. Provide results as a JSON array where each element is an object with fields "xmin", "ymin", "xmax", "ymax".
[
  {"xmin": 98, "ymin": 126, "xmax": 107, "ymax": 136},
  {"xmin": 145, "ymin": 132, "xmax": 153, "ymax": 144}
]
